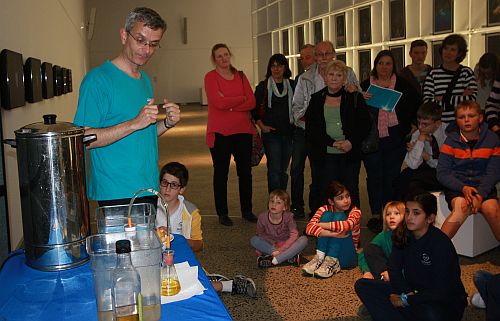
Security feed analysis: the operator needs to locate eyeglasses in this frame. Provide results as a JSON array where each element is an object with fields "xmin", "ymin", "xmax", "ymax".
[
  {"xmin": 160, "ymin": 180, "xmax": 182, "ymax": 190},
  {"xmin": 127, "ymin": 31, "xmax": 161, "ymax": 49},
  {"xmin": 315, "ymin": 51, "xmax": 334, "ymax": 58}
]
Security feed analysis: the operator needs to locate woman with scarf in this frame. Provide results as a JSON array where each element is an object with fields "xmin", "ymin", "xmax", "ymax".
[
  {"xmin": 253, "ymin": 54, "xmax": 295, "ymax": 193},
  {"xmin": 305, "ymin": 60, "xmax": 371, "ymax": 208},
  {"xmin": 361, "ymin": 50, "xmax": 420, "ymax": 233}
]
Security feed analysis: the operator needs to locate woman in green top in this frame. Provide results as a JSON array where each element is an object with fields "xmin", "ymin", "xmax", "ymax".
[{"xmin": 305, "ymin": 60, "xmax": 371, "ymax": 210}]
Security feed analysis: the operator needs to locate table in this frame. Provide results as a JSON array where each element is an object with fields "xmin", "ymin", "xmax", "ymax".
[{"xmin": 0, "ymin": 235, "xmax": 232, "ymax": 321}]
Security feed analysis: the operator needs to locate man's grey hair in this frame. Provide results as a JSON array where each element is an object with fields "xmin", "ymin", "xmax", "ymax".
[
  {"xmin": 125, "ymin": 7, "xmax": 166, "ymax": 33},
  {"xmin": 300, "ymin": 44, "xmax": 315, "ymax": 52}
]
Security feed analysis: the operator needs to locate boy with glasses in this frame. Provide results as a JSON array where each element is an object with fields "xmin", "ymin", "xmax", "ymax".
[
  {"xmin": 394, "ymin": 102, "xmax": 447, "ymax": 200},
  {"xmin": 156, "ymin": 162, "xmax": 257, "ymax": 297}
]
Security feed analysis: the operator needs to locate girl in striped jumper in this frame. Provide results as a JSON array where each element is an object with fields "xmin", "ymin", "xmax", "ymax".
[
  {"xmin": 303, "ymin": 181, "xmax": 361, "ymax": 278},
  {"xmin": 423, "ymin": 34, "xmax": 477, "ymax": 123}
]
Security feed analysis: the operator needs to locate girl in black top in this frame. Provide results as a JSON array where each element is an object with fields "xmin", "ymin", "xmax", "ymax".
[{"xmin": 355, "ymin": 192, "xmax": 467, "ymax": 321}]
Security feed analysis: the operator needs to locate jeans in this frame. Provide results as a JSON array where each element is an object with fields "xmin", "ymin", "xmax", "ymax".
[
  {"xmin": 209, "ymin": 133, "xmax": 253, "ymax": 217},
  {"xmin": 362, "ymin": 134, "xmax": 406, "ymax": 215},
  {"xmin": 312, "ymin": 153, "xmax": 361, "ymax": 209},
  {"xmin": 475, "ymin": 270, "xmax": 494, "ymax": 305},
  {"xmin": 262, "ymin": 132, "xmax": 293, "ymax": 193},
  {"xmin": 250, "ymin": 235, "xmax": 308, "ymax": 264},
  {"xmin": 290, "ymin": 127, "xmax": 306, "ymax": 212},
  {"xmin": 475, "ymin": 272, "xmax": 500, "ymax": 321},
  {"xmin": 316, "ymin": 211, "xmax": 357, "ymax": 268},
  {"xmin": 355, "ymin": 278, "xmax": 466, "ymax": 321}
]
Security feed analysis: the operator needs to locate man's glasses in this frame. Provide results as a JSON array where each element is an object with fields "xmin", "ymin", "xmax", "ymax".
[
  {"xmin": 127, "ymin": 32, "xmax": 161, "ymax": 49},
  {"xmin": 160, "ymin": 180, "xmax": 182, "ymax": 190}
]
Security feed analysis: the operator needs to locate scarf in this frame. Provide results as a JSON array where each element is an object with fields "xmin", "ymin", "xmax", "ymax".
[
  {"xmin": 371, "ymin": 74, "xmax": 398, "ymax": 138},
  {"xmin": 267, "ymin": 77, "xmax": 294, "ymax": 124}
]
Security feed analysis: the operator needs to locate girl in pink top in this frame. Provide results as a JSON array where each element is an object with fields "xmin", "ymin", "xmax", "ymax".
[
  {"xmin": 204, "ymin": 43, "xmax": 257, "ymax": 226},
  {"xmin": 250, "ymin": 190, "xmax": 308, "ymax": 268}
]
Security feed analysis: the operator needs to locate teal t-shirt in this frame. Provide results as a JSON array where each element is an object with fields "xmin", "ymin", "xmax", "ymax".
[
  {"xmin": 74, "ymin": 60, "xmax": 159, "ymax": 200},
  {"xmin": 324, "ymin": 104, "xmax": 344, "ymax": 154},
  {"xmin": 358, "ymin": 230, "xmax": 393, "ymax": 273}
]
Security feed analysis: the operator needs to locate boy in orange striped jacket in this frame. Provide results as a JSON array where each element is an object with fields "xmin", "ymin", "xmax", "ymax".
[{"xmin": 437, "ymin": 101, "xmax": 500, "ymax": 241}]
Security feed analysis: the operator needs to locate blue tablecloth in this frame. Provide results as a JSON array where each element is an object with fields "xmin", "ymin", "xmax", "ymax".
[{"xmin": 0, "ymin": 235, "xmax": 232, "ymax": 321}]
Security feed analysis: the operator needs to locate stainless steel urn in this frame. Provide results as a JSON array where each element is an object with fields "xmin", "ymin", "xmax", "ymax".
[{"xmin": 6, "ymin": 114, "xmax": 94, "ymax": 271}]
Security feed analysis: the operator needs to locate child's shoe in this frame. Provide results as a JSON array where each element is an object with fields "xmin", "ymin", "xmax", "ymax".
[
  {"xmin": 232, "ymin": 275, "xmax": 257, "ymax": 298},
  {"xmin": 257, "ymin": 255, "xmax": 274, "ymax": 268},
  {"xmin": 314, "ymin": 256, "xmax": 340, "ymax": 278},
  {"xmin": 287, "ymin": 253, "xmax": 301, "ymax": 267},
  {"xmin": 206, "ymin": 273, "xmax": 229, "ymax": 283},
  {"xmin": 471, "ymin": 292, "xmax": 486, "ymax": 308},
  {"xmin": 302, "ymin": 254, "xmax": 323, "ymax": 276}
]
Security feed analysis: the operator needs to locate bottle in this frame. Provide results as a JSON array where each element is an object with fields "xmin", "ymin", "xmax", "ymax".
[
  {"xmin": 160, "ymin": 250, "xmax": 181, "ymax": 296},
  {"xmin": 112, "ymin": 239, "xmax": 142, "ymax": 321}
]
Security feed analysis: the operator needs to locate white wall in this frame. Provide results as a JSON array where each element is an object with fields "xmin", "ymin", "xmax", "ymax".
[
  {"xmin": 87, "ymin": 0, "xmax": 254, "ymax": 103},
  {"xmin": 0, "ymin": 0, "xmax": 89, "ymax": 249}
]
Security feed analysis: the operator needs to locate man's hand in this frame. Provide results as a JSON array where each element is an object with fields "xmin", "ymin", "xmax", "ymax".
[
  {"xmin": 160, "ymin": 98, "xmax": 181, "ymax": 128},
  {"xmin": 380, "ymin": 271, "xmax": 390, "ymax": 282},
  {"xmin": 132, "ymin": 99, "xmax": 159, "ymax": 130}
]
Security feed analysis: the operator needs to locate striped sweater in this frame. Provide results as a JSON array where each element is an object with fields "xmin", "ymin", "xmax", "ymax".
[
  {"xmin": 423, "ymin": 65, "xmax": 477, "ymax": 123},
  {"xmin": 485, "ymin": 77, "xmax": 500, "ymax": 129},
  {"xmin": 305, "ymin": 205, "xmax": 361, "ymax": 249}
]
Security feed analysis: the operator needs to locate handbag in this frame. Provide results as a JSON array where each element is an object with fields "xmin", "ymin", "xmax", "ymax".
[
  {"xmin": 354, "ymin": 92, "xmax": 379, "ymax": 154},
  {"xmin": 251, "ymin": 122, "xmax": 265, "ymax": 167},
  {"xmin": 238, "ymin": 70, "xmax": 265, "ymax": 166}
]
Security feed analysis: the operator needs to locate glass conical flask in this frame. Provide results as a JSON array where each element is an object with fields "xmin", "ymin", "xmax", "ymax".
[{"xmin": 160, "ymin": 250, "xmax": 181, "ymax": 296}]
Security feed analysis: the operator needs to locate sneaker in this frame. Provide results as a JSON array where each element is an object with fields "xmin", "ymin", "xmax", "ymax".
[
  {"xmin": 302, "ymin": 254, "xmax": 323, "ymax": 276},
  {"xmin": 314, "ymin": 256, "xmax": 341, "ymax": 278},
  {"xmin": 232, "ymin": 275, "xmax": 257, "ymax": 298},
  {"xmin": 471, "ymin": 292, "xmax": 486, "ymax": 309},
  {"xmin": 206, "ymin": 273, "xmax": 230, "ymax": 283},
  {"xmin": 242, "ymin": 212, "xmax": 258, "ymax": 223},
  {"xmin": 367, "ymin": 217, "xmax": 383, "ymax": 233},
  {"xmin": 287, "ymin": 253, "xmax": 301, "ymax": 267},
  {"xmin": 257, "ymin": 255, "xmax": 274, "ymax": 268}
]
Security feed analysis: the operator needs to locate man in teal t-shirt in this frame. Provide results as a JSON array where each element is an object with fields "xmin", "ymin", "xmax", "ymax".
[{"xmin": 74, "ymin": 7, "xmax": 180, "ymax": 205}]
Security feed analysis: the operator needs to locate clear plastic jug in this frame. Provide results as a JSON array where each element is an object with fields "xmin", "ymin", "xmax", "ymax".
[{"xmin": 86, "ymin": 230, "xmax": 162, "ymax": 321}]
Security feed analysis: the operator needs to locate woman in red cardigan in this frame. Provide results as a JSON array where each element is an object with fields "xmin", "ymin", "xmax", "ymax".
[{"xmin": 204, "ymin": 43, "xmax": 257, "ymax": 226}]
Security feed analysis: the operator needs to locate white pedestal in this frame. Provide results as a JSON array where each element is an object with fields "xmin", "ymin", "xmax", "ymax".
[{"xmin": 432, "ymin": 192, "xmax": 499, "ymax": 257}]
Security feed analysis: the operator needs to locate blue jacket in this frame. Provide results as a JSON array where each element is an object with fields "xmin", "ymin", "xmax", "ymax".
[{"xmin": 437, "ymin": 122, "xmax": 500, "ymax": 198}]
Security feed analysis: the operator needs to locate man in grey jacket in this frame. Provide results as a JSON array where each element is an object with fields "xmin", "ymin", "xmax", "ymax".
[{"xmin": 290, "ymin": 40, "xmax": 360, "ymax": 218}]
